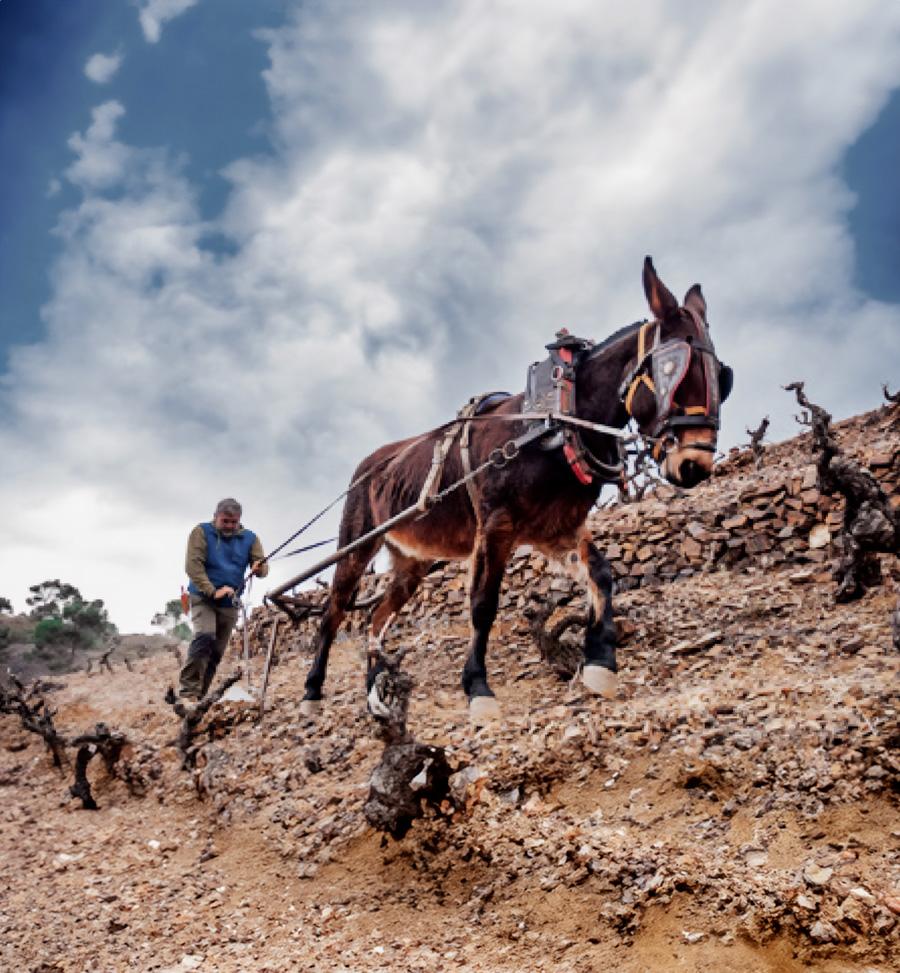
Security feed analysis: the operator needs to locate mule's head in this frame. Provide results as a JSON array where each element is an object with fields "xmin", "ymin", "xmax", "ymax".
[{"xmin": 621, "ymin": 257, "xmax": 733, "ymax": 488}]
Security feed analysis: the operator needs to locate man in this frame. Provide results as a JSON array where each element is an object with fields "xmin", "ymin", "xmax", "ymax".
[{"xmin": 178, "ymin": 498, "xmax": 268, "ymax": 700}]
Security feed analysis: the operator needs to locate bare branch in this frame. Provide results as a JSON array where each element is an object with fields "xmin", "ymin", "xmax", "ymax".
[
  {"xmin": 524, "ymin": 601, "xmax": 585, "ymax": 679},
  {"xmin": 363, "ymin": 642, "xmax": 453, "ymax": 839},
  {"xmin": 164, "ymin": 670, "xmax": 243, "ymax": 768},
  {"xmin": 785, "ymin": 381, "xmax": 899, "ymax": 604},
  {"xmin": 0, "ymin": 675, "xmax": 69, "ymax": 769},
  {"xmin": 745, "ymin": 416, "xmax": 770, "ymax": 468}
]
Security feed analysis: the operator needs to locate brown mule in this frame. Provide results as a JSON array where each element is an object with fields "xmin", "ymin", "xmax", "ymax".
[{"xmin": 300, "ymin": 257, "xmax": 733, "ymax": 720}]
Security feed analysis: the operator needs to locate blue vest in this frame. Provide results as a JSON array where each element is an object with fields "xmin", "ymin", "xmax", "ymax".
[{"xmin": 188, "ymin": 522, "xmax": 256, "ymax": 602}]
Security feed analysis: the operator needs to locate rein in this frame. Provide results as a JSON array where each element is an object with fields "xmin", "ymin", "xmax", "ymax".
[{"xmin": 263, "ymin": 320, "xmax": 716, "ymax": 577}]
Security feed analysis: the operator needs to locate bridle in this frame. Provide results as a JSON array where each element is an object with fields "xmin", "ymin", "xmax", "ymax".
[
  {"xmin": 617, "ymin": 308, "xmax": 724, "ymax": 462},
  {"xmin": 523, "ymin": 312, "xmax": 729, "ymax": 486}
]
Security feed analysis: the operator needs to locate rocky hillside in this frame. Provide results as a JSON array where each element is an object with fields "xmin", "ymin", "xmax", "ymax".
[
  {"xmin": 0, "ymin": 629, "xmax": 180, "ymax": 683},
  {"xmin": 1, "ymin": 402, "xmax": 898, "ymax": 973}
]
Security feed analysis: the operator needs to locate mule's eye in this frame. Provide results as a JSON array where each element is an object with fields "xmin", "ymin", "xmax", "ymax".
[{"xmin": 718, "ymin": 364, "xmax": 734, "ymax": 402}]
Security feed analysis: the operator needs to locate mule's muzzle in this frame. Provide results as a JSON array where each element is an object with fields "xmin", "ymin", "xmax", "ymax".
[
  {"xmin": 675, "ymin": 458, "xmax": 710, "ymax": 488},
  {"xmin": 661, "ymin": 435, "xmax": 716, "ymax": 488}
]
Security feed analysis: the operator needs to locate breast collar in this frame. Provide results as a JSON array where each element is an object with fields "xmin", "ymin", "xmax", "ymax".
[{"xmin": 524, "ymin": 329, "xmax": 625, "ymax": 485}]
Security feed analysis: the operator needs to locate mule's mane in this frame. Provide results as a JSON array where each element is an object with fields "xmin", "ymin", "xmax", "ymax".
[{"xmin": 585, "ymin": 318, "xmax": 646, "ymax": 358}]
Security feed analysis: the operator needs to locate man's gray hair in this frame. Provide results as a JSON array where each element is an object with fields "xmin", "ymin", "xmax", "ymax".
[{"xmin": 215, "ymin": 498, "xmax": 243, "ymax": 517}]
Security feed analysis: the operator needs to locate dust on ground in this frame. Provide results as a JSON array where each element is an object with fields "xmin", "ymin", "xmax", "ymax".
[{"xmin": 1, "ymin": 411, "xmax": 898, "ymax": 973}]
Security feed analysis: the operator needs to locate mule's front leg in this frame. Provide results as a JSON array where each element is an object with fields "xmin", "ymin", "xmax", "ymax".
[
  {"xmin": 302, "ymin": 543, "xmax": 378, "ymax": 716},
  {"xmin": 462, "ymin": 516, "xmax": 514, "ymax": 721},
  {"xmin": 365, "ymin": 551, "xmax": 431, "ymax": 718},
  {"xmin": 302, "ymin": 610, "xmax": 340, "ymax": 716},
  {"xmin": 575, "ymin": 534, "xmax": 618, "ymax": 699}
]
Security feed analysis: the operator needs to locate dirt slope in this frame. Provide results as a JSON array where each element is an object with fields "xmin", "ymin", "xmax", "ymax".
[{"xmin": 1, "ymin": 407, "xmax": 898, "ymax": 973}]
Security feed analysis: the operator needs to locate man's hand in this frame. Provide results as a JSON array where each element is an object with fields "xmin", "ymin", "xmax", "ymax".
[
  {"xmin": 214, "ymin": 585, "xmax": 236, "ymax": 600},
  {"xmin": 250, "ymin": 560, "xmax": 265, "ymax": 576}
]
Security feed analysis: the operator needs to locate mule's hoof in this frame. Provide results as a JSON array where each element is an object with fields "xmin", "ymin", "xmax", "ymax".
[
  {"xmin": 468, "ymin": 694, "xmax": 501, "ymax": 724},
  {"xmin": 583, "ymin": 665, "xmax": 617, "ymax": 699},
  {"xmin": 300, "ymin": 698, "xmax": 322, "ymax": 717}
]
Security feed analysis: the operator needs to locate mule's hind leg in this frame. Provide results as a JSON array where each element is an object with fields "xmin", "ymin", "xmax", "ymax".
[
  {"xmin": 462, "ymin": 512, "xmax": 516, "ymax": 721},
  {"xmin": 365, "ymin": 546, "xmax": 431, "ymax": 719},
  {"xmin": 566, "ymin": 531, "xmax": 618, "ymax": 699},
  {"xmin": 302, "ymin": 538, "xmax": 381, "ymax": 715}
]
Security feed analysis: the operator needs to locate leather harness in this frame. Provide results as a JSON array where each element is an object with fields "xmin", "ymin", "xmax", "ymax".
[
  {"xmin": 524, "ymin": 331, "xmax": 624, "ymax": 484},
  {"xmin": 417, "ymin": 392, "xmax": 512, "ymax": 515},
  {"xmin": 420, "ymin": 313, "xmax": 725, "ymax": 506}
]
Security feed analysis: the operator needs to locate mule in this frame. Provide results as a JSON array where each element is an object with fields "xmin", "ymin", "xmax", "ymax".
[{"xmin": 300, "ymin": 257, "xmax": 732, "ymax": 719}]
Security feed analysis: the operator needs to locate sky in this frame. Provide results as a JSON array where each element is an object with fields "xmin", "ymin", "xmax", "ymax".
[{"xmin": 1, "ymin": 0, "xmax": 899, "ymax": 634}]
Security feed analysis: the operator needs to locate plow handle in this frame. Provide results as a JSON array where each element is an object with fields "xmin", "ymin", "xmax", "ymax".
[{"xmin": 265, "ymin": 503, "xmax": 421, "ymax": 600}]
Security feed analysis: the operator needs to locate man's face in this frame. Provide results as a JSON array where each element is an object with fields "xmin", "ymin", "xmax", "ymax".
[{"xmin": 214, "ymin": 510, "xmax": 241, "ymax": 536}]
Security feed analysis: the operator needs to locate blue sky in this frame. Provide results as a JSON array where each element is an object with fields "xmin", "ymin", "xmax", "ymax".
[
  {"xmin": 843, "ymin": 87, "xmax": 900, "ymax": 303},
  {"xmin": 1, "ymin": 0, "xmax": 283, "ymax": 362},
  {"xmin": 2, "ymin": 0, "xmax": 899, "ymax": 633}
]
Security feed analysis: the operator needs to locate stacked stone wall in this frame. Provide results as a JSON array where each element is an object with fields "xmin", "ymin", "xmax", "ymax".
[{"xmin": 257, "ymin": 402, "xmax": 898, "ymax": 641}]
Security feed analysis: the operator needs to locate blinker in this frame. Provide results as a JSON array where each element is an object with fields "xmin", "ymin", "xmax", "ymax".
[{"xmin": 650, "ymin": 341, "xmax": 691, "ymax": 416}]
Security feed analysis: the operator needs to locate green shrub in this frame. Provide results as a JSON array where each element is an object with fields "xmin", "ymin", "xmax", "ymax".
[{"xmin": 33, "ymin": 617, "xmax": 71, "ymax": 648}]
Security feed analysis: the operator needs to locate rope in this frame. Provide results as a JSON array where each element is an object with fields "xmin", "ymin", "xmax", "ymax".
[
  {"xmin": 275, "ymin": 536, "xmax": 338, "ymax": 560},
  {"xmin": 260, "ymin": 410, "xmax": 653, "ymax": 576}
]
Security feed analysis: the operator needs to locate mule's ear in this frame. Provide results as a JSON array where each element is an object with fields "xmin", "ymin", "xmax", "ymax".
[
  {"xmin": 643, "ymin": 256, "xmax": 679, "ymax": 320},
  {"xmin": 684, "ymin": 283, "xmax": 706, "ymax": 322}
]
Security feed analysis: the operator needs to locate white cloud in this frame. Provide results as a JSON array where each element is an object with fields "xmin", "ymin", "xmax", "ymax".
[
  {"xmin": 3, "ymin": 0, "xmax": 900, "ymax": 633},
  {"xmin": 137, "ymin": 0, "xmax": 200, "ymax": 44},
  {"xmin": 64, "ymin": 101, "xmax": 132, "ymax": 190},
  {"xmin": 84, "ymin": 51, "xmax": 123, "ymax": 84}
]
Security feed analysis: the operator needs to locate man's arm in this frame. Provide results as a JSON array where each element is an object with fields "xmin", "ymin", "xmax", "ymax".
[
  {"xmin": 249, "ymin": 536, "xmax": 269, "ymax": 578},
  {"xmin": 185, "ymin": 525, "xmax": 216, "ymax": 597}
]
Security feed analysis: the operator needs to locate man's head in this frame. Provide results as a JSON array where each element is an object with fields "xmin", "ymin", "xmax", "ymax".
[{"xmin": 213, "ymin": 498, "xmax": 242, "ymax": 536}]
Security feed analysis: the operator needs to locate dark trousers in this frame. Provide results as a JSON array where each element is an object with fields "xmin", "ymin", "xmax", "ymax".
[{"xmin": 178, "ymin": 596, "xmax": 238, "ymax": 697}]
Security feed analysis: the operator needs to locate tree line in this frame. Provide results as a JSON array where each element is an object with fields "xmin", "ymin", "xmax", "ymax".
[
  {"xmin": 0, "ymin": 582, "xmax": 190, "ymax": 653},
  {"xmin": 0, "ymin": 580, "xmax": 117, "ymax": 653}
]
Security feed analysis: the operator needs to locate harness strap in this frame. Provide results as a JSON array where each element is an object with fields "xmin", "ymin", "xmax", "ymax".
[
  {"xmin": 463, "ymin": 410, "xmax": 630, "ymax": 437},
  {"xmin": 624, "ymin": 374, "xmax": 656, "ymax": 415},
  {"xmin": 554, "ymin": 346, "xmax": 625, "ymax": 483},
  {"xmin": 621, "ymin": 320, "xmax": 659, "ymax": 416},
  {"xmin": 457, "ymin": 396, "xmax": 489, "ymax": 518},
  {"xmin": 423, "ymin": 392, "xmax": 517, "ymax": 516},
  {"xmin": 556, "ymin": 347, "xmax": 590, "ymax": 484},
  {"xmin": 417, "ymin": 419, "xmax": 464, "ymax": 511}
]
